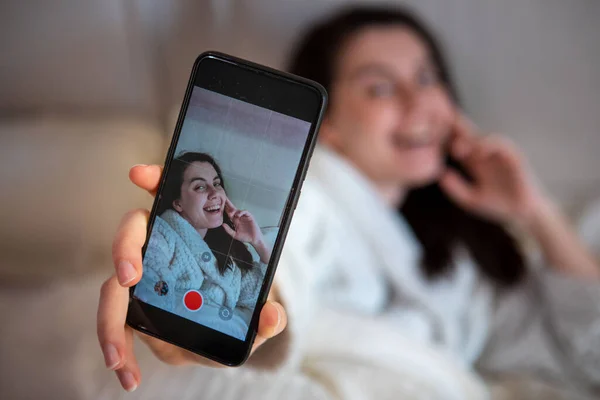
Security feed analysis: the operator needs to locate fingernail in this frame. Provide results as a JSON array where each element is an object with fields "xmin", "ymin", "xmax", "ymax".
[
  {"xmin": 103, "ymin": 344, "xmax": 120, "ymax": 370},
  {"xmin": 117, "ymin": 260, "xmax": 137, "ymax": 285},
  {"xmin": 273, "ymin": 302, "xmax": 282, "ymax": 330},
  {"xmin": 120, "ymin": 371, "xmax": 138, "ymax": 392},
  {"xmin": 132, "ymin": 164, "xmax": 148, "ymax": 168}
]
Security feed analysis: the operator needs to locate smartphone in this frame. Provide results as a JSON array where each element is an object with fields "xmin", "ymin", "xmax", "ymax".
[{"xmin": 126, "ymin": 51, "xmax": 327, "ymax": 366}]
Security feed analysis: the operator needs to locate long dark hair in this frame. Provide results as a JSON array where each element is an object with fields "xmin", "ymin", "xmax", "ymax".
[
  {"xmin": 157, "ymin": 152, "xmax": 254, "ymax": 275},
  {"xmin": 289, "ymin": 6, "xmax": 526, "ymax": 286}
]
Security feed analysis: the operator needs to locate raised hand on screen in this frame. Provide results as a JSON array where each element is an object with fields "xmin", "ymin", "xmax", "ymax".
[{"xmin": 222, "ymin": 197, "xmax": 263, "ymax": 246}]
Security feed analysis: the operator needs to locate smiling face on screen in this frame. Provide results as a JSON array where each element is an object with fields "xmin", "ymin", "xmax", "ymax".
[{"xmin": 173, "ymin": 161, "xmax": 227, "ymax": 233}]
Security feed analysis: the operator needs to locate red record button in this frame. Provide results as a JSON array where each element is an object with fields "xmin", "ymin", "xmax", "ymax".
[{"xmin": 183, "ymin": 290, "xmax": 203, "ymax": 312}]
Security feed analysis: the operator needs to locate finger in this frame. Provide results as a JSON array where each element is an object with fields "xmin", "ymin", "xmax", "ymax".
[
  {"xmin": 222, "ymin": 223, "xmax": 237, "ymax": 238},
  {"xmin": 233, "ymin": 210, "xmax": 246, "ymax": 220},
  {"xmin": 465, "ymin": 138, "xmax": 487, "ymax": 168},
  {"xmin": 112, "ymin": 209, "xmax": 149, "ymax": 286},
  {"xmin": 440, "ymin": 169, "xmax": 479, "ymax": 209},
  {"xmin": 224, "ymin": 197, "xmax": 237, "ymax": 211},
  {"xmin": 463, "ymin": 136, "xmax": 497, "ymax": 170},
  {"xmin": 224, "ymin": 197, "xmax": 237, "ymax": 218},
  {"xmin": 451, "ymin": 112, "xmax": 477, "ymax": 139},
  {"xmin": 98, "ymin": 276, "xmax": 130, "ymax": 372},
  {"xmin": 449, "ymin": 134, "xmax": 473, "ymax": 160},
  {"xmin": 239, "ymin": 212, "xmax": 256, "ymax": 225},
  {"xmin": 448, "ymin": 115, "xmax": 479, "ymax": 159},
  {"xmin": 129, "ymin": 165, "xmax": 163, "ymax": 196},
  {"xmin": 449, "ymin": 111, "xmax": 484, "ymax": 158},
  {"xmin": 479, "ymin": 135, "xmax": 521, "ymax": 165},
  {"xmin": 481, "ymin": 136, "xmax": 529, "ymax": 184},
  {"xmin": 466, "ymin": 137, "xmax": 512, "ymax": 183},
  {"xmin": 237, "ymin": 211, "xmax": 251, "ymax": 218},
  {"xmin": 468, "ymin": 135, "xmax": 500, "ymax": 160},
  {"xmin": 115, "ymin": 327, "xmax": 140, "ymax": 392},
  {"xmin": 252, "ymin": 301, "xmax": 287, "ymax": 351}
]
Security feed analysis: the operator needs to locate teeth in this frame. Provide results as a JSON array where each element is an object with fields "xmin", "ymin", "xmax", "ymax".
[{"xmin": 205, "ymin": 204, "xmax": 220, "ymax": 211}]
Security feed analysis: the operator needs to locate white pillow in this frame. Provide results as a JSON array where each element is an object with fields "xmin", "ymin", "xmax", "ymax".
[{"xmin": 0, "ymin": 117, "xmax": 166, "ymax": 280}]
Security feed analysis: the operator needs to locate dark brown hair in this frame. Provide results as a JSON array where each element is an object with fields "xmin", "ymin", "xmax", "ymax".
[
  {"xmin": 289, "ymin": 6, "xmax": 526, "ymax": 286},
  {"xmin": 157, "ymin": 152, "xmax": 254, "ymax": 275}
]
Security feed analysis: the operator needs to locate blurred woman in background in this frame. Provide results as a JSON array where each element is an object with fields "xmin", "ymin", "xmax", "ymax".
[{"xmin": 99, "ymin": 6, "xmax": 600, "ymax": 399}]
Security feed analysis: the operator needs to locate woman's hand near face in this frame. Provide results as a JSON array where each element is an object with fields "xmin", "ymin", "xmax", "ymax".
[
  {"xmin": 439, "ymin": 115, "xmax": 544, "ymax": 227},
  {"xmin": 97, "ymin": 165, "xmax": 287, "ymax": 392},
  {"xmin": 440, "ymin": 115, "xmax": 600, "ymax": 279},
  {"xmin": 222, "ymin": 198, "xmax": 272, "ymax": 263}
]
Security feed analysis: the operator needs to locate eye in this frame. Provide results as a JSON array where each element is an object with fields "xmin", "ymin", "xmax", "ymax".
[
  {"xmin": 366, "ymin": 82, "xmax": 396, "ymax": 98},
  {"xmin": 214, "ymin": 181, "xmax": 222, "ymax": 188},
  {"xmin": 194, "ymin": 185, "xmax": 206, "ymax": 192}
]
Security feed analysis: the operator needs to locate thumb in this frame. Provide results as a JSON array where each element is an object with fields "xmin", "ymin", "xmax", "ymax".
[
  {"xmin": 222, "ymin": 223, "xmax": 236, "ymax": 238},
  {"xmin": 440, "ymin": 169, "xmax": 479, "ymax": 209},
  {"xmin": 252, "ymin": 301, "xmax": 287, "ymax": 350},
  {"xmin": 129, "ymin": 164, "xmax": 163, "ymax": 196}
]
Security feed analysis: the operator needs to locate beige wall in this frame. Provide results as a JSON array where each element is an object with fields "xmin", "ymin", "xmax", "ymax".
[
  {"xmin": 145, "ymin": 0, "xmax": 600, "ymax": 214},
  {"xmin": 2, "ymin": 0, "xmax": 599, "ymax": 213}
]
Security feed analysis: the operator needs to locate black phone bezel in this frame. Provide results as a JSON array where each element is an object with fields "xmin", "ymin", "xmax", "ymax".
[{"xmin": 126, "ymin": 51, "xmax": 327, "ymax": 366}]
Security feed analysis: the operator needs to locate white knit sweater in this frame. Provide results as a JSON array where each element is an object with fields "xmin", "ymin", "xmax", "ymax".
[{"xmin": 135, "ymin": 209, "xmax": 267, "ymax": 313}]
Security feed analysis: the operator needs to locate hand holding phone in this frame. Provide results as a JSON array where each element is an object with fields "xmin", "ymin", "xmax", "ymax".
[
  {"xmin": 98, "ymin": 166, "xmax": 287, "ymax": 392},
  {"xmin": 97, "ymin": 52, "xmax": 326, "ymax": 391}
]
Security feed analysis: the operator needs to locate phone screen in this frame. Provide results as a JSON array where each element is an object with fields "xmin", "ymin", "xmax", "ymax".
[{"xmin": 133, "ymin": 74, "xmax": 313, "ymax": 341}]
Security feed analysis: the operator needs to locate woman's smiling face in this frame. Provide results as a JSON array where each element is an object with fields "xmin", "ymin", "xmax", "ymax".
[
  {"xmin": 320, "ymin": 26, "xmax": 455, "ymax": 189},
  {"xmin": 173, "ymin": 161, "xmax": 227, "ymax": 231}
]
